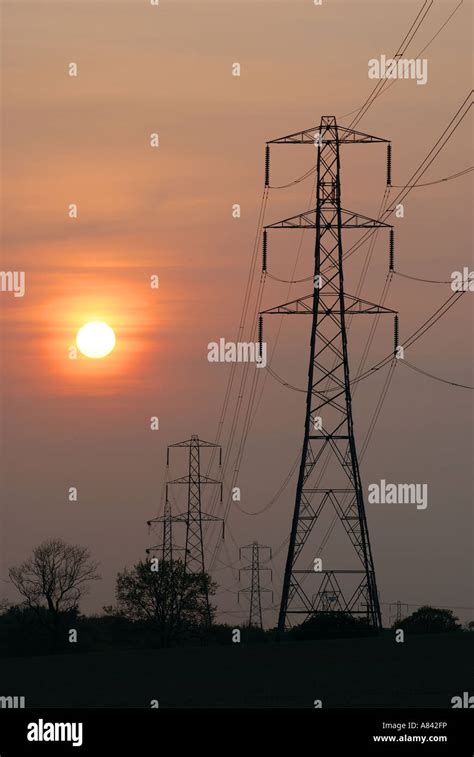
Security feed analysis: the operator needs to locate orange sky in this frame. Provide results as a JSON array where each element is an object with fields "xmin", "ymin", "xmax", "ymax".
[{"xmin": 1, "ymin": 0, "xmax": 472, "ymax": 625}]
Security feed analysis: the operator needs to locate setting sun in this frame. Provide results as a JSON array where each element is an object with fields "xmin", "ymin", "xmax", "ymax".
[{"xmin": 76, "ymin": 321, "xmax": 116, "ymax": 359}]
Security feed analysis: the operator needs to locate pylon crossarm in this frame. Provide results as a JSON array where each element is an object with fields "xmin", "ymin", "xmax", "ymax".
[
  {"xmin": 168, "ymin": 438, "xmax": 220, "ymax": 448},
  {"xmin": 340, "ymin": 208, "xmax": 391, "ymax": 228},
  {"xmin": 146, "ymin": 544, "xmax": 185, "ymax": 553},
  {"xmin": 200, "ymin": 511, "xmax": 224, "ymax": 522},
  {"xmin": 261, "ymin": 292, "xmax": 395, "ymax": 316},
  {"xmin": 344, "ymin": 302, "xmax": 396, "ymax": 314},
  {"xmin": 147, "ymin": 513, "xmax": 187, "ymax": 524},
  {"xmin": 304, "ymin": 488, "xmax": 354, "ymax": 493},
  {"xmin": 145, "ymin": 544, "xmax": 162, "ymax": 553},
  {"xmin": 261, "ymin": 295, "xmax": 313, "ymax": 314},
  {"xmin": 267, "ymin": 124, "xmax": 389, "ymax": 145},
  {"xmin": 265, "ymin": 207, "xmax": 391, "ymax": 230},
  {"xmin": 168, "ymin": 474, "xmax": 221, "ymax": 485}
]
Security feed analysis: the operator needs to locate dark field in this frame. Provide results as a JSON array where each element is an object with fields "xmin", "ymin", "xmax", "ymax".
[{"xmin": 1, "ymin": 632, "xmax": 472, "ymax": 709}]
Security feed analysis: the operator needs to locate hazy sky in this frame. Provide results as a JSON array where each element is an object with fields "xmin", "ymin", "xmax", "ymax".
[{"xmin": 1, "ymin": 0, "xmax": 472, "ymax": 627}]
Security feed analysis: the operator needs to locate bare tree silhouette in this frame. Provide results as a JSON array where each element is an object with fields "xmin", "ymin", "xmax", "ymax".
[{"xmin": 9, "ymin": 539, "xmax": 100, "ymax": 650}]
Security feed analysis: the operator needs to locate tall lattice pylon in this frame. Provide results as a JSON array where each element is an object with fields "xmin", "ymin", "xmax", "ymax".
[
  {"xmin": 167, "ymin": 435, "xmax": 223, "ymax": 575},
  {"xmin": 261, "ymin": 117, "xmax": 396, "ymax": 632},
  {"xmin": 239, "ymin": 542, "xmax": 272, "ymax": 629}
]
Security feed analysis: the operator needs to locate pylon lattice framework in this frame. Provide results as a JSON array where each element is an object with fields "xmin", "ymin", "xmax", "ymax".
[
  {"xmin": 261, "ymin": 117, "xmax": 397, "ymax": 632},
  {"xmin": 239, "ymin": 542, "xmax": 272, "ymax": 629},
  {"xmin": 147, "ymin": 435, "xmax": 223, "ymax": 572},
  {"xmin": 165, "ymin": 435, "xmax": 223, "ymax": 574},
  {"xmin": 146, "ymin": 499, "xmax": 184, "ymax": 562}
]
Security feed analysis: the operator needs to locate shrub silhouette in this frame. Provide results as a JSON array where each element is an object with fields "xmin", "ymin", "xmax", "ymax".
[
  {"xmin": 394, "ymin": 606, "xmax": 461, "ymax": 634},
  {"xmin": 288, "ymin": 611, "xmax": 374, "ymax": 640}
]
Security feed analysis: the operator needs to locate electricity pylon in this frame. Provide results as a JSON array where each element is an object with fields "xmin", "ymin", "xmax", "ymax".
[
  {"xmin": 389, "ymin": 600, "xmax": 408, "ymax": 625},
  {"xmin": 239, "ymin": 542, "xmax": 272, "ymax": 629},
  {"xmin": 261, "ymin": 117, "xmax": 396, "ymax": 632},
  {"xmin": 146, "ymin": 499, "xmax": 185, "ymax": 562},
  {"xmin": 166, "ymin": 435, "xmax": 223, "ymax": 575}
]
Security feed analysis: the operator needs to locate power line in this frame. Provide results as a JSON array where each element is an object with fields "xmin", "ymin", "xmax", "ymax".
[
  {"xmin": 340, "ymin": 92, "xmax": 472, "ymax": 270},
  {"xmin": 265, "ymin": 97, "xmax": 472, "ymax": 287},
  {"xmin": 401, "ymin": 359, "xmax": 474, "ymax": 389},
  {"xmin": 207, "ymin": 184, "xmax": 318, "ymax": 563},
  {"xmin": 269, "ymin": 165, "xmax": 316, "ymax": 189},
  {"xmin": 203, "ymin": 16, "xmax": 471, "ymax": 617},
  {"xmin": 348, "ymin": 1, "xmax": 434, "ymax": 127},
  {"xmin": 339, "ymin": 0, "xmax": 464, "ymax": 120},
  {"xmin": 266, "ymin": 289, "xmax": 466, "ymax": 395},
  {"xmin": 206, "ymin": 3, "xmax": 443, "ymax": 570},
  {"xmin": 393, "ymin": 270, "xmax": 451, "ymax": 284},
  {"xmin": 353, "ymin": 290, "xmax": 466, "ymax": 383},
  {"xmin": 390, "ymin": 165, "xmax": 473, "ymax": 188},
  {"xmin": 214, "ymin": 93, "xmax": 471, "ymax": 593}
]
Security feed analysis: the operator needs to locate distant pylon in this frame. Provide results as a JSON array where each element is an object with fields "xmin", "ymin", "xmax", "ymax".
[
  {"xmin": 389, "ymin": 600, "xmax": 408, "ymax": 625},
  {"xmin": 146, "ymin": 499, "xmax": 185, "ymax": 562},
  {"xmin": 239, "ymin": 542, "xmax": 273, "ymax": 629},
  {"xmin": 261, "ymin": 117, "xmax": 397, "ymax": 632},
  {"xmin": 166, "ymin": 435, "xmax": 224, "ymax": 575}
]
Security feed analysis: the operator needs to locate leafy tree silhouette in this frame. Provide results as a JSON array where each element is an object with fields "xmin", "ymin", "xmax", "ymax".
[
  {"xmin": 108, "ymin": 559, "xmax": 216, "ymax": 647},
  {"xmin": 394, "ymin": 606, "xmax": 461, "ymax": 634}
]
